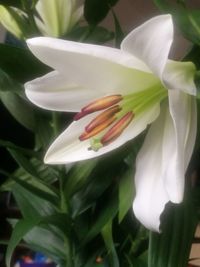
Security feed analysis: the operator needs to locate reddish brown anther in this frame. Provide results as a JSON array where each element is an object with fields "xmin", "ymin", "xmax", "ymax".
[
  {"xmin": 79, "ymin": 116, "xmax": 116, "ymax": 141},
  {"xmin": 74, "ymin": 95, "xmax": 122, "ymax": 120},
  {"xmin": 85, "ymin": 105, "xmax": 121, "ymax": 132},
  {"xmin": 101, "ymin": 111, "xmax": 134, "ymax": 145}
]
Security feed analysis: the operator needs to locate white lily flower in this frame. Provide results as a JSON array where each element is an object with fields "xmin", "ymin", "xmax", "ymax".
[
  {"xmin": 35, "ymin": 0, "xmax": 83, "ymax": 37},
  {"xmin": 25, "ymin": 15, "xmax": 197, "ymax": 231}
]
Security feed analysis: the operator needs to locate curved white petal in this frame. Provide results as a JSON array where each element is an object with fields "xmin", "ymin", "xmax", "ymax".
[
  {"xmin": 25, "ymin": 71, "xmax": 107, "ymax": 112},
  {"xmin": 164, "ymin": 90, "xmax": 197, "ymax": 202},
  {"xmin": 25, "ymin": 66, "xmax": 159, "ymax": 112},
  {"xmin": 44, "ymin": 103, "xmax": 160, "ymax": 164},
  {"xmin": 133, "ymin": 93, "xmax": 197, "ymax": 231},
  {"xmin": 133, "ymin": 104, "xmax": 171, "ymax": 232},
  {"xmin": 25, "ymin": 38, "xmax": 160, "ymax": 111},
  {"xmin": 26, "ymin": 37, "xmax": 150, "ymax": 73},
  {"xmin": 121, "ymin": 15, "xmax": 173, "ymax": 80},
  {"xmin": 163, "ymin": 60, "xmax": 196, "ymax": 95}
]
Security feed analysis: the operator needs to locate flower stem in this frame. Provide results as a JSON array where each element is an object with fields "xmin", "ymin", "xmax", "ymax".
[
  {"xmin": 148, "ymin": 195, "xmax": 198, "ymax": 267},
  {"xmin": 58, "ymin": 173, "xmax": 74, "ymax": 267},
  {"xmin": 52, "ymin": 112, "xmax": 60, "ymax": 137}
]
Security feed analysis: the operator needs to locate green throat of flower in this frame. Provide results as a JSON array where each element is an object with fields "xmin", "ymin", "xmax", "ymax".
[{"xmin": 74, "ymin": 85, "xmax": 167, "ymax": 151}]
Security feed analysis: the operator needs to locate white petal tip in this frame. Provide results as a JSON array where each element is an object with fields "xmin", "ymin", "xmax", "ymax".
[
  {"xmin": 169, "ymin": 194, "xmax": 183, "ymax": 204},
  {"xmin": 44, "ymin": 154, "xmax": 61, "ymax": 165},
  {"xmin": 44, "ymin": 147, "xmax": 66, "ymax": 164},
  {"xmin": 133, "ymin": 197, "xmax": 168, "ymax": 232},
  {"xmin": 26, "ymin": 37, "xmax": 55, "ymax": 50},
  {"xmin": 26, "ymin": 37, "xmax": 39, "ymax": 47}
]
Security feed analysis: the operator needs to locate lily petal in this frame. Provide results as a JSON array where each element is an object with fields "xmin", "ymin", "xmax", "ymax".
[
  {"xmin": 121, "ymin": 15, "xmax": 173, "ymax": 80},
  {"xmin": 133, "ymin": 104, "xmax": 172, "ymax": 231},
  {"xmin": 26, "ymin": 37, "xmax": 150, "ymax": 73},
  {"xmin": 164, "ymin": 90, "xmax": 197, "ymax": 202},
  {"xmin": 25, "ymin": 38, "xmax": 160, "ymax": 109},
  {"xmin": 133, "ymin": 93, "xmax": 197, "ymax": 231},
  {"xmin": 44, "ymin": 103, "xmax": 160, "ymax": 164},
  {"xmin": 163, "ymin": 60, "xmax": 196, "ymax": 95},
  {"xmin": 25, "ymin": 71, "xmax": 106, "ymax": 112}
]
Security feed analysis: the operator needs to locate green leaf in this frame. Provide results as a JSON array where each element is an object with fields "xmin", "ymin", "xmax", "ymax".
[
  {"xmin": 70, "ymin": 155, "xmax": 129, "ymax": 218},
  {"xmin": 118, "ymin": 169, "xmax": 134, "ymax": 223},
  {"xmin": 154, "ymin": 0, "xmax": 200, "ymax": 45},
  {"xmin": 125, "ymin": 254, "xmax": 148, "ymax": 267},
  {"xmin": 0, "ymin": 68, "xmax": 22, "ymax": 92},
  {"xmin": 39, "ymin": 213, "xmax": 71, "ymax": 237},
  {"xmin": 111, "ymin": 9, "xmax": 124, "ymax": 48},
  {"xmin": 0, "ymin": 43, "xmax": 50, "ymax": 83},
  {"xmin": 0, "ymin": 91, "xmax": 36, "ymax": 130},
  {"xmin": 129, "ymin": 226, "xmax": 148, "ymax": 256},
  {"xmin": 101, "ymin": 220, "xmax": 119, "ymax": 267},
  {"xmin": 84, "ymin": 258, "xmax": 108, "ymax": 267},
  {"xmin": 0, "ymin": 1, "xmax": 22, "ymax": 8},
  {"xmin": 148, "ymin": 197, "xmax": 198, "ymax": 267},
  {"xmin": 15, "ymin": 157, "xmax": 58, "ymax": 184},
  {"xmin": 184, "ymin": 45, "xmax": 200, "ymax": 70},
  {"xmin": 34, "ymin": 112, "xmax": 53, "ymax": 148},
  {"xmin": 69, "ymin": 26, "xmax": 114, "ymax": 44},
  {"xmin": 0, "ymin": 156, "xmax": 59, "ymax": 194},
  {"xmin": 195, "ymin": 98, "xmax": 200, "ymax": 149},
  {"xmin": 7, "ymin": 214, "xmax": 68, "ymax": 266},
  {"xmin": 12, "ymin": 183, "xmax": 56, "ymax": 219},
  {"xmin": 6, "ymin": 217, "xmax": 40, "ymax": 267},
  {"xmin": 84, "ymin": 0, "xmax": 119, "ymax": 25},
  {"xmin": 11, "ymin": 176, "xmax": 59, "ymax": 206},
  {"xmin": 64, "ymin": 159, "xmax": 98, "ymax": 196},
  {"xmin": 1, "ymin": 157, "xmax": 58, "ymax": 192},
  {"xmin": 70, "ymin": 166, "xmax": 114, "ymax": 217},
  {"xmin": 8, "ymin": 148, "xmax": 42, "ymax": 178},
  {"xmin": 0, "ymin": 139, "xmax": 40, "ymax": 158},
  {"xmin": 195, "ymin": 73, "xmax": 200, "ymax": 99},
  {"xmin": 81, "ymin": 186, "xmax": 118, "ymax": 244},
  {"xmin": 0, "ymin": 68, "xmax": 52, "ymax": 135},
  {"xmin": 23, "ymin": 225, "xmax": 67, "ymax": 262}
]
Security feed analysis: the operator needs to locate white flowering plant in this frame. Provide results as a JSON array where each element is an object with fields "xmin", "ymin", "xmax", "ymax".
[{"xmin": 0, "ymin": 1, "xmax": 200, "ymax": 267}]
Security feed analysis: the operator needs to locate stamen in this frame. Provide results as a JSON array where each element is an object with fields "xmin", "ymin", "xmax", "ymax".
[
  {"xmin": 85, "ymin": 105, "xmax": 121, "ymax": 132},
  {"xmin": 74, "ymin": 95, "xmax": 122, "ymax": 120},
  {"xmin": 79, "ymin": 116, "xmax": 116, "ymax": 141},
  {"xmin": 101, "ymin": 111, "xmax": 134, "ymax": 145}
]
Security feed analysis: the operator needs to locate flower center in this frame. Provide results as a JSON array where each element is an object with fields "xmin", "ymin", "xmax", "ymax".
[{"xmin": 74, "ymin": 85, "xmax": 167, "ymax": 151}]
